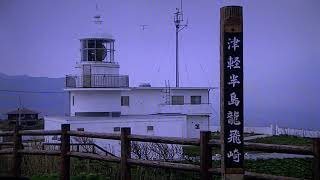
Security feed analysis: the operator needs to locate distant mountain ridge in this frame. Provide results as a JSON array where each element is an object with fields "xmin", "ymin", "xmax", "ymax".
[{"xmin": 0, "ymin": 73, "xmax": 68, "ymax": 118}]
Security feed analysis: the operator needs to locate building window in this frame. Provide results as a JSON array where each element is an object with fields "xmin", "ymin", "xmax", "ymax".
[
  {"xmin": 52, "ymin": 135, "xmax": 58, "ymax": 140},
  {"xmin": 114, "ymin": 127, "xmax": 120, "ymax": 132},
  {"xmin": 171, "ymin": 96, "xmax": 184, "ymax": 105},
  {"xmin": 77, "ymin": 128, "xmax": 84, "ymax": 131},
  {"xmin": 147, "ymin": 126, "xmax": 154, "ymax": 131},
  {"xmin": 121, "ymin": 96, "xmax": 129, "ymax": 106},
  {"xmin": 72, "ymin": 96, "xmax": 75, "ymax": 106},
  {"xmin": 191, "ymin": 96, "xmax": 201, "ymax": 104}
]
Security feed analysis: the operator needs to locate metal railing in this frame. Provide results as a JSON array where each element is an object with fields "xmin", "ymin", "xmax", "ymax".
[{"xmin": 66, "ymin": 74, "xmax": 129, "ymax": 88}]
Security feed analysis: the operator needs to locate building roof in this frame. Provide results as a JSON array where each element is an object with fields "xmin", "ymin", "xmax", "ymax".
[
  {"xmin": 130, "ymin": 87, "xmax": 217, "ymax": 90},
  {"xmin": 79, "ymin": 32, "xmax": 114, "ymax": 40},
  {"xmin": 45, "ymin": 114, "xmax": 187, "ymax": 123},
  {"xmin": 65, "ymin": 87, "xmax": 217, "ymax": 91},
  {"xmin": 6, "ymin": 108, "xmax": 39, "ymax": 115}
]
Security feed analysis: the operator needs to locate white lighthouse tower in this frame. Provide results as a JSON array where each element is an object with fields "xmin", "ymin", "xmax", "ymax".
[
  {"xmin": 65, "ymin": 14, "xmax": 129, "ymax": 117},
  {"xmin": 45, "ymin": 11, "xmax": 214, "ymax": 155}
]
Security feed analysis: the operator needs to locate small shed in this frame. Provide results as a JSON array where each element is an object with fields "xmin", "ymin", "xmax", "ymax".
[{"xmin": 6, "ymin": 108, "xmax": 39, "ymax": 126}]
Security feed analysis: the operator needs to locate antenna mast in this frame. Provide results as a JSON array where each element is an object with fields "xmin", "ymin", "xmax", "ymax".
[
  {"xmin": 93, "ymin": 3, "xmax": 103, "ymax": 25},
  {"xmin": 174, "ymin": 0, "xmax": 187, "ymax": 87}
]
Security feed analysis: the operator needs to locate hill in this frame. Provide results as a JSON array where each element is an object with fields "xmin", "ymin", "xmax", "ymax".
[{"xmin": 0, "ymin": 73, "xmax": 68, "ymax": 118}]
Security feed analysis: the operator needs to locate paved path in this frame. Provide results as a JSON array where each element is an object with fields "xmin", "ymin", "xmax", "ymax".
[
  {"xmin": 211, "ymin": 153, "xmax": 312, "ymax": 160},
  {"xmin": 244, "ymin": 134, "xmax": 271, "ymax": 141}
]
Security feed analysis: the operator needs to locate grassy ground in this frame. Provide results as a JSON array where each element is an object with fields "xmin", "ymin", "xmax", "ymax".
[
  {"xmin": 0, "ymin": 134, "xmax": 313, "ymax": 179},
  {"xmin": 210, "ymin": 132, "xmax": 258, "ymax": 139},
  {"xmin": 248, "ymin": 135, "xmax": 313, "ymax": 146},
  {"xmin": 20, "ymin": 158, "xmax": 314, "ymax": 179},
  {"xmin": 245, "ymin": 158, "xmax": 312, "ymax": 179},
  {"xmin": 183, "ymin": 134, "xmax": 313, "ymax": 162}
]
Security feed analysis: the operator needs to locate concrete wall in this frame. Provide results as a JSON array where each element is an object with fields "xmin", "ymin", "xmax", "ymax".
[
  {"xmin": 121, "ymin": 89, "xmax": 163, "ymax": 115},
  {"xmin": 70, "ymin": 91, "xmax": 121, "ymax": 116},
  {"xmin": 91, "ymin": 65, "xmax": 119, "ymax": 75},
  {"xmin": 76, "ymin": 63, "xmax": 120, "ymax": 75},
  {"xmin": 210, "ymin": 124, "xmax": 320, "ymax": 138},
  {"xmin": 121, "ymin": 89, "xmax": 210, "ymax": 115},
  {"xmin": 170, "ymin": 89, "xmax": 210, "ymax": 104},
  {"xmin": 44, "ymin": 115, "xmax": 188, "ymax": 155},
  {"xmin": 69, "ymin": 89, "xmax": 211, "ymax": 116},
  {"xmin": 187, "ymin": 115, "xmax": 210, "ymax": 138},
  {"xmin": 276, "ymin": 125, "xmax": 320, "ymax": 138}
]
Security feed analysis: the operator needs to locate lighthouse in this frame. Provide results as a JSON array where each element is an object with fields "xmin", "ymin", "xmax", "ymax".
[
  {"xmin": 65, "ymin": 15, "xmax": 129, "ymax": 117},
  {"xmin": 45, "ymin": 11, "xmax": 214, "ymax": 155}
]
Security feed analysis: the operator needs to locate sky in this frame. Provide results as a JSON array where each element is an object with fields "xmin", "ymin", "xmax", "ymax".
[{"xmin": 0, "ymin": 0, "xmax": 319, "ymax": 129}]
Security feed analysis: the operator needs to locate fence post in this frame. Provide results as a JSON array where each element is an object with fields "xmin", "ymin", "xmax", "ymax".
[
  {"xmin": 60, "ymin": 124, "xmax": 70, "ymax": 180},
  {"xmin": 12, "ymin": 125, "xmax": 22, "ymax": 177},
  {"xmin": 200, "ymin": 131, "xmax": 212, "ymax": 180},
  {"xmin": 120, "ymin": 127, "xmax": 131, "ymax": 180},
  {"xmin": 313, "ymin": 138, "xmax": 320, "ymax": 180}
]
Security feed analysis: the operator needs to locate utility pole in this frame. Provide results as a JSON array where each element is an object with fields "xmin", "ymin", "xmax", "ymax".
[
  {"xmin": 18, "ymin": 96, "xmax": 21, "ymax": 126},
  {"xmin": 173, "ymin": 0, "xmax": 187, "ymax": 87},
  {"xmin": 15, "ymin": 96, "xmax": 22, "ymax": 128}
]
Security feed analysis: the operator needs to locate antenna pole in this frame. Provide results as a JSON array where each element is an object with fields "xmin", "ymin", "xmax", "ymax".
[
  {"xmin": 173, "ymin": 0, "xmax": 187, "ymax": 88},
  {"xmin": 176, "ymin": 26, "xmax": 179, "ymax": 87}
]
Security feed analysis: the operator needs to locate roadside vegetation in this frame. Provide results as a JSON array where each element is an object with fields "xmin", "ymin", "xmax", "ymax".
[
  {"xmin": 0, "ymin": 134, "xmax": 313, "ymax": 179},
  {"xmin": 247, "ymin": 135, "xmax": 313, "ymax": 146}
]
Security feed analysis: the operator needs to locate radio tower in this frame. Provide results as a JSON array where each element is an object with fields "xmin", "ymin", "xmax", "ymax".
[{"xmin": 174, "ymin": 0, "xmax": 188, "ymax": 87}]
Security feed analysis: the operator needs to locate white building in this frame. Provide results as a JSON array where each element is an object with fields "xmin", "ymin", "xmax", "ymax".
[{"xmin": 44, "ymin": 15, "xmax": 214, "ymax": 155}]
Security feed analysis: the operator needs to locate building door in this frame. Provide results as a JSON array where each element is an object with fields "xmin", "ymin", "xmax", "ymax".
[{"xmin": 83, "ymin": 65, "xmax": 91, "ymax": 87}]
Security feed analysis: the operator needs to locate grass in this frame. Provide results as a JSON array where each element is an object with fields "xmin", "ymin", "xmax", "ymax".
[
  {"xmin": 245, "ymin": 158, "xmax": 312, "ymax": 179},
  {"xmin": 210, "ymin": 131, "xmax": 258, "ymax": 139},
  {"xmin": 248, "ymin": 135, "xmax": 313, "ymax": 146},
  {"xmin": 183, "ymin": 134, "xmax": 312, "ymax": 159},
  {"xmin": 0, "ymin": 134, "xmax": 314, "ymax": 179},
  {"xmin": 23, "ymin": 158, "xmax": 313, "ymax": 179},
  {"xmin": 30, "ymin": 173, "xmax": 110, "ymax": 180},
  {"xmin": 183, "ymin": 145, "xmax": 220, "ymax": 158}
]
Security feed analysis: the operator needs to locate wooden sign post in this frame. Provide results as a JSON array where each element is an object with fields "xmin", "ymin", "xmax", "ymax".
[{"xmin": 220, "ymin": 6, "xmax": 244, "ymax": 180}]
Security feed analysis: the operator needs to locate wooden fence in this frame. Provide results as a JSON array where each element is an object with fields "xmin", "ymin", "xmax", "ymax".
[{"xmin": 0, "ymin": 124, "xmax": 319, "ymax": 180}]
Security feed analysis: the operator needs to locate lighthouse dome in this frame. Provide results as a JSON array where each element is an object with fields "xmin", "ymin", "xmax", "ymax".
[{"xmin": 79, "ymin": 32, "xmax": 114, "ymax": 40}]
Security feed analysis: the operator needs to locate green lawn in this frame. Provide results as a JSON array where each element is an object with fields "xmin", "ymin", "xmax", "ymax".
[
  {"xmin": 27, "ymin": 158, "xmax": 312, "ymax": 180},
  {"xmin": 183, "ymin": 134, "xmax": 312, "ymax": 158},
  {"xmin": 210, "ymin": 131, "xmax": 258, "ymax": 139},
  {"xmin": 245, "ymin": 158, "xmax": 312, "ymax": 179},
  {"xmin": 248, "ymin": 135, "xmax": 313, "ymax": 146}
]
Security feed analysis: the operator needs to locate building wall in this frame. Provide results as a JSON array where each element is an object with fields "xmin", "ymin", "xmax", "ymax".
[
  {"xmin": 44, "ymin": 115, "xmax": 187, "ymax": 155},
  {"xmin": 121, "ymin": 89, "xmax": 163, "ymax": 115},
  {"xmin": 90, "ymin": 65, "xmax": 119, "ymax": 75},
  {"xmin": 76, "ymin": 63, "xmax": 120, "ymax": 75},
  {"xmin": 121, "ymin": 89, "xmax": 210, "ymax": 115},
  {"xmin": 187, "ymin": 115, "xmax": 210, "ymax": 138},
  {"xmin": 169, "ymin": 89, "xmax": 210, "ymax": 104},
  {"xmin": 70, "ymin": 91, "xmax": 121, "ymax": 116},
  {"xmin": 69, "ymin": 88, "xmax": 211, "ymax": 117}
]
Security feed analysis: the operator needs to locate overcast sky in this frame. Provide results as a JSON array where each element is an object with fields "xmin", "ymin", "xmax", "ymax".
[{"xmin": 0, "ymin": 0, "xmax": 319, "ymax": 129}]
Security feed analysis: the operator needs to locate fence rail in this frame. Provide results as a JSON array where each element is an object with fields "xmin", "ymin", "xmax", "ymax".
[{"xmin": 0, "ymin": 124, "xmax": 319, "ymax": 180}]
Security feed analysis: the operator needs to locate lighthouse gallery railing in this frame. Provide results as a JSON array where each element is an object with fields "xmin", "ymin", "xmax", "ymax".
[{"xmin": 66, "ymin": 74, "xmax": 129, "ymax": 88}]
